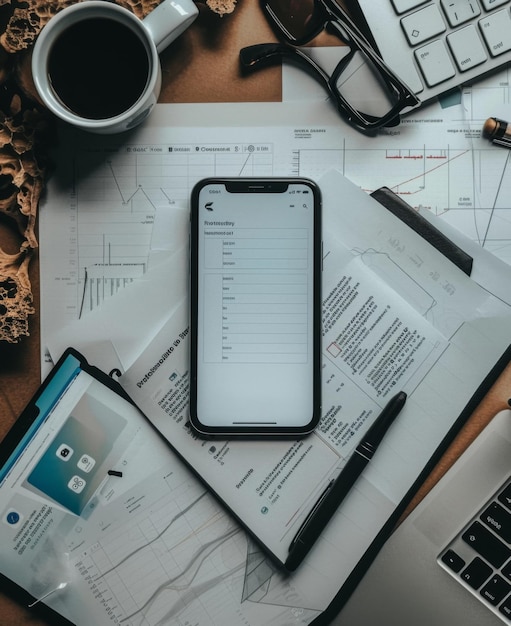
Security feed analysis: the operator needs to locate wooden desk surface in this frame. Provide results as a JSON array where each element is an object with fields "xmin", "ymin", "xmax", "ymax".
[{"xmin": 0, "ymin": 1, "xmax": 509, "ymax": 623}]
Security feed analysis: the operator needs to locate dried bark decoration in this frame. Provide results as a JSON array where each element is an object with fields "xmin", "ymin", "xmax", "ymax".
[
  {"xmin": 0, "ymin": 79, "xmax": 49, "ymax": 343},
  {"xmin": 0, "ymin": 0, "xmax": 67, "ymax": 344}
]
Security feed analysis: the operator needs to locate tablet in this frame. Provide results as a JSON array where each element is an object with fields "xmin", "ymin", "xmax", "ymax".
[{"xmin": 0, "ymin": 348, "xmax": 238, "ymax": 625}]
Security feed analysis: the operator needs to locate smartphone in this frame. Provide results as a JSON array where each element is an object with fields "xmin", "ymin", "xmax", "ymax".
[{"xmin": 189, "ymin": 178, "xmax": 321, "ymax": 436}]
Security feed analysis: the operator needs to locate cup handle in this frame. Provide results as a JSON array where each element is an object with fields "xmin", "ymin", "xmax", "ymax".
[{"xmin": 143, "ymin": 0, "xmax": 198, "ymax": 53}]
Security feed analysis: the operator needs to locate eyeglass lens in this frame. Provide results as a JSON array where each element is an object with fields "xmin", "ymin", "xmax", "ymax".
[
  {"xmin": 334, "ymin": 50, "xmax": 403, "ymax": 122},
  {"xmin": 264, "ymin": 0, "xmax": 319, "ymax": 43}
]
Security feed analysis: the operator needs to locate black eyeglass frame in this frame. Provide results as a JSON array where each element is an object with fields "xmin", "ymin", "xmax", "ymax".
[
  {"xmin": 262, "ymin": 0, "xmax": 373, "ymax": 47},
  {"xmin": 244, "ymin": 0, "xmax": 420, "ymax": 132}
]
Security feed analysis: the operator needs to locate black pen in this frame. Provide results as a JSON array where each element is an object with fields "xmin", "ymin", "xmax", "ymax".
[{"xmin": 285, "ymin": 391, "xmax": 407, "ymax": 571}]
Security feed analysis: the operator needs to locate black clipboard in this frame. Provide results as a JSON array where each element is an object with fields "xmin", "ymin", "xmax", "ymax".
[
  {"xmin": 370, "ymin": 187, "xmax": 473, "ymax": 276},
  {"xmin": 0, "ymin": 348, "xmax": 182, "ymax": 625},
  {"xmin": 311, "ymin": 189, "xmax": 508, "ymax": 625}
]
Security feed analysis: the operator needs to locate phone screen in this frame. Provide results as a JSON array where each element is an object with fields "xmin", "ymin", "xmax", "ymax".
[{"xmin": 190, "ymin": 178, "xmax": 321, "ymax": 435}]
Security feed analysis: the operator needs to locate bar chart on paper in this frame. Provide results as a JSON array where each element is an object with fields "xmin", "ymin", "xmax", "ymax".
[
  {"xmin": 41, "ymin": 139, "xmax": 275, "ymax": 334},
  {"xmin": 78, "ymin": 144, "xmax": 274, "ymax": 315}
]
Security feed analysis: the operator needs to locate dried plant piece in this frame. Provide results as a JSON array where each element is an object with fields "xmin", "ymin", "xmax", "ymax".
[
  {"xmin": 206, "ymin": 0, "xmax": 237, "ymax": 15},
  {"xmin": 0, "ymin": 85, "xmax": 50, "ymax": 342},
  {"xmin": 117, "ymin": 0, "xmax": 164, "ymax": 20},
  {"xmin": 0, "ymin": 243, "xmax": 35, "ymax": 343},
  {"xmin": 0, "ymin": 0, "xmax": 238, "ymax": 54},
  {"xmin": 0, "ymin": 1, "xmax": 76, "ymax": 53},
  {"xmin": 0, "ymin": 100, "xmax": 48, "ymax": 249}
]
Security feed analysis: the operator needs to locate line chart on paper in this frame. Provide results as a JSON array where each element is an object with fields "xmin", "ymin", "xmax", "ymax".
[
  {"xmin": 72, "ymin": 475, "xmax": 249, "ymax": 626},
  {"xmin": 70, "ymin": 467, "xmax": 318, "ymax": 626},
  {"xmin": 292, "ymin": 146, "xmax": 472, "ymax": 202},
  {"xmin": 69, "ymin": 469, "xmax": 324, "ymax": 626},
  {"xmin": 292, "ymin": 144, "xmax": 511, "ymax": 265},
  {"xmin": 42, "ymin": 140, "xmax": 275, "ymax": 327}
]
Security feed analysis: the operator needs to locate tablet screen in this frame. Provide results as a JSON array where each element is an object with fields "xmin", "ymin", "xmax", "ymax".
[
  {"xmin": 0, "ymin": 351, "xmax": 242, "ymax": 625},
  {"xmin": 0, "ymin": 353, "xmax": 145, "ymax": 622}
]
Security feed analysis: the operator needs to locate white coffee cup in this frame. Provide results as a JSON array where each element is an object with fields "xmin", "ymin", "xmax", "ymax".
[{"xmin": 31, "ymin": 0, "xmax": 198, "ymax": 134}]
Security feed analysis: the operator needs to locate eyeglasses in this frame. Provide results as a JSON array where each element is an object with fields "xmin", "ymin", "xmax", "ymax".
[{"xmin": 240, "ymin": 0, "xmax": 420, "ymax": 134}]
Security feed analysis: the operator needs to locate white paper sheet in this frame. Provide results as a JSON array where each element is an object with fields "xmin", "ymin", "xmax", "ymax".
[
  {"xmin": 46, "ymin": 170, "xmax": 511, "ymax": 625},
  {"xmin": 39, "ymin": 82, "xmax": 511, "ymax": 624}
]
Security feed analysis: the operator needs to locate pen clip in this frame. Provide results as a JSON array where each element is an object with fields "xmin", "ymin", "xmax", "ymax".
[{"xmin": 289, "ymin": 479, "xmax": 335, "ymax": 549}]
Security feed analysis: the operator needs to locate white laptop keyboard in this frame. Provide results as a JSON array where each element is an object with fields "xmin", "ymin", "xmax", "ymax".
[
  {"xmin": 438, "ymin": 475, "xmax": 511, "ymax": 623},
  {"xmin": 349, "ymin": 0, "xmax": 511, "ymax": 109}
]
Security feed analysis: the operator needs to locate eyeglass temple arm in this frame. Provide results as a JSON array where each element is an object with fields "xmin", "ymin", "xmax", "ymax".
[
  {"xmin": 240, "ymin": 43, "xmax": 331, "ymax": 86},
  {"xmin": 323, "ymin": 0, "xmax": 373, "ymax": 44}
]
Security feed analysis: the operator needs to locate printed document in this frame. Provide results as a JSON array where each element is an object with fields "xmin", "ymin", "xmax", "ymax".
[
  {"xmin": 112, "ymin": 171, "xmax": 511, "ymax": 623},
  {"xmin": 39, "ymin": 96, "xmax": 511, "ymax": 624}
]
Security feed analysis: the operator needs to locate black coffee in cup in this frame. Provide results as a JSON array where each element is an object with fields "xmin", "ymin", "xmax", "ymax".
[{"xmin": 48, "ymin": 17, "xmax": 150, "ymax": 120}]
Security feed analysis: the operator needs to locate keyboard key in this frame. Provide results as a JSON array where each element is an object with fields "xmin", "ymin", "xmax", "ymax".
[
  {"xmin": 498, "ymin": 483, "xmax": 511, "ymax": 511},
  {"xmin": 441, "ymin": 0, "xmax": 481, "ymax": 27},
  {"xmin": 480, "ymin": 0, "xmax": 510, "ymax": 10},
  {"xmin": 479, "ymin": 9, "xmax": 511, "ymax": 57},
  {"xmin": 392, "ymin": 0, "xmax": 429, "ymax": 14},
  {"xmin": 480, "ymin": 502, "xmax": 511, "ymax": 543},
  {"xmin": 461, "ymin": 557, "xmax": 493, "ymax": 589},
  {"xmin": 415, "ymin": 40, "xmax": 457, "ymax": 85},
  {"xmin": 502, "ymin": 560, "xmax": 511, "ymax": 580},
  {"xmin": 462, "ymin": 521, "xmax": 511, "ymax": 567},
  {"xmin": 447, "ymin": 25, "xmax": 487, "ymax": 70},
  {"xmin": 500, "ymin": 595, "xmax": 511, "ymax": 619},
  {"xmin": 441, "ymin": 549, "xmax": 466, "ymax": 572},
  {"xmin": 401, "ymin": 5, "xmax": 447, "ymax": 45},
  {"xmin": 481, "ymin": 575, "xmax": 511, "ymax": 605}
]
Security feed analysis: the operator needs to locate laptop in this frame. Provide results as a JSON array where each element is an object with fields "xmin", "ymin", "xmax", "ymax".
[
  {"xmin": 335, "ymin": 408, "xmax": 511, "ymax": 625},
  {"xmin": 346, "ymin": 0, "xmax": 511, "ymax": 112}
]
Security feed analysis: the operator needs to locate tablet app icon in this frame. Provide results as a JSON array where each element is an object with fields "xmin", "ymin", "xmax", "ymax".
[
  {"xmin": 3, "ymin": 509, "xmax": 23, "ymax": 527},
  {"xmin": 56, "ymin": 443, "xmax": 74, "ymax": 461},
  {"xmin": 68, "ymin": 476, "xmax": 86, "ymax": 494},
  {"xmin": 77, "ymin": 454, "xmax": 96, "ymax": 473}
]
